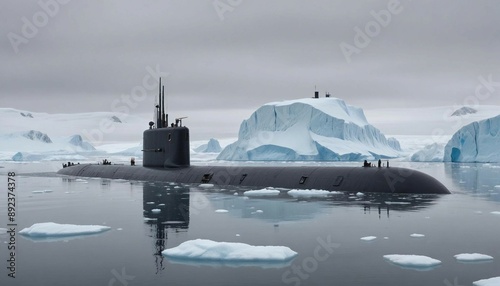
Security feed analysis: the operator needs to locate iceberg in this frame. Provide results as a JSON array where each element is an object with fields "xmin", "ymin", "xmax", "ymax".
[
  {"xmin": 162, "ymin": 239, "xmax": 297, "ymax": 267},
  {"xmin": 383, "ymin": 254, "xmax": 441, "ymax": 270},
  {"xmin": 19, "ymin": 222, "xmax": 111, "ymax": 238},
  {"xmin": 474, "ymin": 277, "xmax": 500, "ymax": 286},
  {"xmin": 444, "ymin": 115, "xmax": 500, "ymax": 162},
  {"xmin": 243, "ymin": 188, "xmax": 281, "ymax": 197},
  {"xmin": 410, "ymin": 143, "xmax": 445, "ymax": 162},
  {"xmin": 194, "ymin": 138, "xmax": 222, "ymax": 153},
  {"xmin": 217, "ymin": 98, "xmax": 401, "ymax": 161},
  {"xmin": 67, "ymin": 135, "xmax": 95, "ymax": 151},
  {"xmin": 360, "ymin": 236, "xmax": 377, "ymax": 241},
  {"xmin": 454, "ymin": 253, "xmax": 493, "ymax": 262},
  {"xmin": 287, "ymin": 189, "xmax": 337, "ymax": 198}
]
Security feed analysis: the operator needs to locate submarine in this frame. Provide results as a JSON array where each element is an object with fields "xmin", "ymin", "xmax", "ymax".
[{"xmin": 58, "ymin": 79, "xmax": 451, "ymax": 194}]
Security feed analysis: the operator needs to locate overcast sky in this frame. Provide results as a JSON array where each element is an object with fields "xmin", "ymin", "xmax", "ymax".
[{"xmin": 1, "ymin": 1, "xmax": 500, "ymax": 139}]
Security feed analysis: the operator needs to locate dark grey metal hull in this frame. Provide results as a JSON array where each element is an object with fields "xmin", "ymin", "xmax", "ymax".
[{"xmin": 57, "ymin": 164, "xmax": 451, "ymax": 194}]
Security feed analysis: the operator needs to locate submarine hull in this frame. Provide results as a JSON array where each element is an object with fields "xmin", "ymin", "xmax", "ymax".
[{"xmin": 57, "ymin": 164, "xmax": 450, "ymax": 194}]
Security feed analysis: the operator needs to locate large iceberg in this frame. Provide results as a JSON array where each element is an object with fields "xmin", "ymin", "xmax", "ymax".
[
  {"xmin": 411, "ymin": 143, "xmax": 445, "ymax": 162},
  {"xmin": 444, "ymin": 115, "xmax": 500, "ymax": 162},
  {"xmin": 217, "ymin": 98, "xmax": 401, "ymax": 161}
]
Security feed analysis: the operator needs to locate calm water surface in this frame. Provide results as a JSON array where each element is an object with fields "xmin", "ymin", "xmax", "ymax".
[{"xmin": 0, "ymin": 162, "xmax": 499, "ymax": 286}]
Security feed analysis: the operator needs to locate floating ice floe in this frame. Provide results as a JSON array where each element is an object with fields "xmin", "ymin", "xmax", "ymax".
[
  {"xmin": 383, "ymin": 254, "xmax": 441, "ymax": 270},
  {"xmin": 473, "ymin": 277, "xmax": 500, "ymax": 286},
  {"xmin": 360, "ymin": 236, "xmax": 376, "ymax": 241},
  {"xmin": 199, "ymin": 184, "xmax": 215, "ymax": 188},
  {"xmin": 215, "ymin": 209, "xmax": 229, "ymax": 213},
  {"xmin": 454, "ymin": 253, "xmax": 494, "ymax": 262},
  {"xmin": 243, "ymin": 188, "xmax": 280, "ymax": 197},
  {"xmin": 151, "ymin": 209, "xmax": 161, "ymax": 213},
  {"xmin": 410, "ymin": 233, "xmax": 425, "ymax": 238},
  {"xmin": 356, "ymin": 192, "xmax": 365, "ymax": 197},
  {"xmin": 162, "ymin": 239, "xmax": 297, "ymax": 268},
  {"xmin": 255, "ymin": 210, "xmax": 263, "ymax": 213},
  {"xmin": 32, "ymin": 190, "xmax": 53, "ymax": 194},
  {"xmin": 287, "ymin": 189, "xmax": 340, "ymax": 198},
  {"xmin": 146, "ymin": 202, "xmax": 155, "ymax": 205},
  {"xmin": 490, "ymin": 211, "xmax": 500, "ymax": 215},
  {"xmin": 494, "ymin": 185, "xmax": 500, "ymax": 188},
  {"xmin": 19, "ymin": 222, "xmax": 110, "ymax": 239}
]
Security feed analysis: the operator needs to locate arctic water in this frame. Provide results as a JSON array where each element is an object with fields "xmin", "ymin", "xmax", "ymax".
[{"xmin": 1, "ymin": 161, "xmax": 500, "ymax": 286}]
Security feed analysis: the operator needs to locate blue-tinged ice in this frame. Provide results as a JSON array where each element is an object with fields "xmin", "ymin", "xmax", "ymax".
[
  {"xmin": 444, "ymin": 115, "xmax": 500, "ymax": 162},
  {"xmin": 19, "ymin": 222, "xmax": 110, "ymax": 238},
  {"xmin": 217, "ymin": 98, "xmax": 401, "ymax": 161},
  {"xmin": 162, "ymin": 239, "xmax": 297, "ymax": 268},
  {"xmin": 473, "ymin": 277, "xmax": 500, "ymax": 286},
  {"xmin": 454, "ymin": 253, "xmax": 493, "ymax": 262},
  {"xmin": 194, "ymin": 138, "xmax": 222, "ymax": 153},
  {"xmin": 383, "ymin": 254, "xmax": 441, "ymax": 270}
]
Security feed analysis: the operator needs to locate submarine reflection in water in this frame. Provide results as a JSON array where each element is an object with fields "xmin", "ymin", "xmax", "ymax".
[{"xmin": 143, "ymin": 183, "xmax": 190, "ymax": 273}]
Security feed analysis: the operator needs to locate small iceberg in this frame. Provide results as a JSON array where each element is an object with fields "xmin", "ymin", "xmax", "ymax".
[
  {"xmin": 215, "ymin": 209, "xmax": 229, "ymax": 213},
  {"xmin": 162, "ymin": 239, "xmax": 297, "ymax": 268},
  {"xmin": 410, "ymin": 233, "xmax": 425, "ymax": 238},
  {"xmin": 32, "ymin": 190, "xmax": 53, "ymax": 194},
  {"xmin": 19, "ymin": 222, "xmax": 110, "ymax": 240},
  {"xmin": 474, "ymin": 277, "xmax": 500, "ymax": 286},
  {"xmin": 243, "ymin": 188, "xmax": 280, "ymax": 197},
  {"xmin": 151, "ymin": 209, "xmax": 161, "ymax": 213},
  {"xmin": 454, "ymin": 253, "xmax": 494, "ymax": 262},
  {"xmin": 490, "ymin": 211, "xmax": 500, "ymax": 215},
  {"xmin": 287, "ymin": 189, "xmax": 333, "ymax": 198},
  {"xmin": 199, "ymin": 184, "xmax": 215, "ymax": 188},
  {"xmin": 383, "ymin": 254, "xmax": 441, "ymax": 270},
  {"xmin": 360, "ymin": 236, "xmax": 376, "ymax": 241}
]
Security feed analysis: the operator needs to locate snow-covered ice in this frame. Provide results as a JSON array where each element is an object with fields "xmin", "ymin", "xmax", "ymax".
[
  {"xmin": 444, "ymin": 115, "xmax": 500, "ymax": 162},
  {"xmin": 454, "ymin": 253, "xmax": 494, "ymax": 262},
  {"xmin": 410, "ymin": 233, "xmax": 425, "ymax": 238},
  {"xmin": 287, "ymin": 189, "xmax": 335, "ymax": 198},
  {"xmin": 243, "ymin": 188, "xmax": 280, "ymax": 197},
  {"xmin": 32, "ymin": 190, "xmax": 53, "ymax": 194},
  {"xmin": 162, "ymin": 239, "xmax": 297, "ymax": 267},
  {"xmin": 19, "ymin": 222, "xmax": 110, "ymax": 238},
  {"xmin": 410, "ymin": 143, "xmax": 445, "ymax": 162},
  {"xmin": 473, "ymin": 277, "xmax": 500, "ymax": 286},
  {"xmin": 360, "ymin": 236, "xmax": 376, "ymax": 241},
  {"xmin": 217, "ymin": 98, "xmax": 401, "ymax": 161},
  {"xmin": 199, "ymin": 184, "xmax": 215, "ymax": 188},
  {"xmin": 383, "ymin": 254, "xmax": 441, "ymax": 269}
]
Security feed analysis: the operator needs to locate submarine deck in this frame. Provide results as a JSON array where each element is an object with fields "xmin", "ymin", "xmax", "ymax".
[{"xmin": 57, "ymin": 164, "xmax": 451, "ymax": 194}]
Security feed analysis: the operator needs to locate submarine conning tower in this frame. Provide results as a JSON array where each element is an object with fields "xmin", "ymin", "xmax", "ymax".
[{"xmin": 143, "ymin": 78, "xmax": 190, "ymax": 168}]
